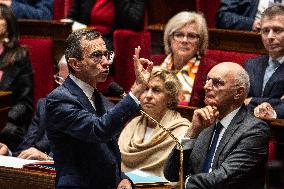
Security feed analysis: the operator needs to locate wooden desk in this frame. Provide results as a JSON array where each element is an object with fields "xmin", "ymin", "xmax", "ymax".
[
  {"xmin": 148, "ymin": 25, "xmax": 266, "ymax": 54},
  {"xmin": 0, "ymin": 166, "xmax": 171, "ymax": 189}
]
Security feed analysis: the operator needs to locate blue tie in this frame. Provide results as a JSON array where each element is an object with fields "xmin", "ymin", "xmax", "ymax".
[
  {"xmin": 202, "ymin": 122, "xmax": 223, "ymax": 173},
  {"xmin": 262, "ymin": 60, "xmax": 280, "ymax": 93}
]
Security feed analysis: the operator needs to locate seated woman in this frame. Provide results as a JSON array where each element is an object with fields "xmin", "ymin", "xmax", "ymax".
[
  {"xmin": 160, "ymin": 11, "xmax": 216, "ymax": 107},
  {"xmin": 118, "ymin": 66, "xmax": 191, "ymax": 177},
  {"xmin": 0, "ymin": 4, "xmax": 33, "ymax": 151}
]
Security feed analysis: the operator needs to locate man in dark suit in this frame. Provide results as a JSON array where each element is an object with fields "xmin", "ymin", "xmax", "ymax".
[
  {"xmin": 164, "ymin": 62, "xmax": 269, "ymax": 189},
  {"xmin": 215, "ymin": 0, "xmax": 259, "ymax": 31},
  {"xmin": 45, "ymin": 29, "xmax": 153, "ymax": 189},
  {"xmin": 216, "ymin": 0, "xmax": 284, "ymax": 32},
  {"xmin": 244, "ymin": 5, "xmax": 284, "ymax": 119}
]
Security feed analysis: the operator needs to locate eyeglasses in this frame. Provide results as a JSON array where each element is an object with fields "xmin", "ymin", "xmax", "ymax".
[
  {"xmin": 53, "ymin": 74, "xmax": 65, "ymax": 85},
  {"xmin": 260, "ymin": 27, "xmax": 284, "ymax": 36},
  {"xmin": 172, "ymin": 32, "xmax": 200, "ymax": 42},
  {"xmin": 205, "ymin": 76, "xmax": 225, "ymax": 87},
  {"xmin": 89, "ymin": 50, "xmax": 114, "ymax": 64}
]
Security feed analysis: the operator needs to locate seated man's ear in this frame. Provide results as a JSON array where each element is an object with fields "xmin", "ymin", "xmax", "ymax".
[
  {"xmin": 234, "ymin": 86, "xmax": 245, "ymax": 100},
  {"xmin": 68, "ymin": 58, "xmax": 82, "ymax": 72}
]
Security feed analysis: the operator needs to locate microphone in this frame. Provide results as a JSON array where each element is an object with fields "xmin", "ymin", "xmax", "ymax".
[{"xmin": 108, "ymin": 81, "xmax": 184, "ymax": 189}]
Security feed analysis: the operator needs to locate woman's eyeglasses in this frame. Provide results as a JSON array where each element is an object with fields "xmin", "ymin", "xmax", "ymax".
[{"xmin": 172, "ymin": 32, "xmax": 200, "ymax": 42}]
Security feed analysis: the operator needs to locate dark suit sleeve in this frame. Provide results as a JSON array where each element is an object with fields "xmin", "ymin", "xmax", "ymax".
[
  {"xmin": 46, "ymin": 93, "xmax": 140, "ymax": 143},
  {"xmin": 248, "ymin": 98, "xmax": 284, "ymax": 118},
  {"xmin": 163, "ymin": 147, "xmax": 192, "ymax": 182},
  {"xmin": 185, "ymin": 121, "xmax": 269, "ymax": 189},
  {"xmin": 11, "ymin": 0, "xmax": 53, "ymax": 20},
  {"xmin": 13, "ymin": 98, "xmax": 49, "ymax": 156},
  {"xmin": 215, "ymin": 0, "xmax": 255, "ymax": 31}
]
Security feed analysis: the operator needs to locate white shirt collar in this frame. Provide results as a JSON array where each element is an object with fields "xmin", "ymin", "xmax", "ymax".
[
  {"xmin": 269, "ymin": 55, "xmax": 284, "ymax": 65},
  {"xmin": 219, "ymin": 106, "xmax": 241, "ymax": 129},
  {"xmin": 69, "ymin": 74, "xmax": 95, "ymax": 101}
]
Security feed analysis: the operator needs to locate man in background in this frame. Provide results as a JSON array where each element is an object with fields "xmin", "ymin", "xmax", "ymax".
[{"xmin": 244, "ymin": 4, "xmax": 284, "ymax": 118}]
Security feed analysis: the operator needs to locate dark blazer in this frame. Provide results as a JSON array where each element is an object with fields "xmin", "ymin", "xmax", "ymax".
[
  {"xmin": 164, "ymin": 106, "xmax": 269, "ymax": 189},
  {"xmin": 46, "ymin": 76, "xmax": 140, "ymax": 189},
  {"xmin": 215, "ymin": 0, "xmax": 259, "ymax": 31},
  {"xmin": 0, "ymin": 48, "xmax": 33, "ymax": 151},
  {"xmin": 11, "ymin": 0, "xmax": 53, "ymax": 20},
  {"xmin": 13, "ymin": 98, "xmax": 50, "ymax": 157},
  {"xmin": 245, "ymin": 55, "xmax": 284, "ymax": 118}
]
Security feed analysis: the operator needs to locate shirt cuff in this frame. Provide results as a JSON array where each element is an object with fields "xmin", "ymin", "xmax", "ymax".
[
  {"xmin": 129, "ymin": 91, "xmax": 140, "ymax": 105},
  {"xmin": 273, "ymin": 110, "xmax": 277, "ymax": 119},
  {"xmin": 177, "ymin": 136, "xmax": 195, "ymax": 150}
]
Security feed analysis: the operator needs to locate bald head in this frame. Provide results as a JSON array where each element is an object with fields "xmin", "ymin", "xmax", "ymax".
[
  {"xmin": 210, "ymin": 62, "xmax": 250, "ymax": 97},
  {"xmin": 204, "ymin": 62, "xmax": 250, "ymax": 116}
]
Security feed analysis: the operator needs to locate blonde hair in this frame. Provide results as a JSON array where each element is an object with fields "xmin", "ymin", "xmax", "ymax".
[
  {"xmin": 163, "ymin": 11, "xmax": 208, "ymax": 57},
  {"xmin": 150, "ymin": 66, "xmax": 182, "ymax": 109}
]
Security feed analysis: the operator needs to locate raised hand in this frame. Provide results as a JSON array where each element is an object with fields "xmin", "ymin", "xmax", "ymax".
[{"xmin": 131, "ymin": 46, "xmax": 153, "ymax": 98}]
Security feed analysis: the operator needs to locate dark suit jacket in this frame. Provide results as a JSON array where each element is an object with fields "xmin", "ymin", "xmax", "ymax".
[
  {"xmin": 46, "ymin": 76, "xmax": 140, "ymax": 189},
  {"xmin": 245, "ymin": 55, "xmax": 284, "ymax": 118},
  {"xmin": 215, "ymin": 0, "xmax": 259, "ymax": 31},
  {"xmin": 0, "ymin": 48, "xmax": 33, "ymax": 151},
  {"xmin": 13, "ymin": 98, "xmax": 50, "ymax": 157},
  {"xmin": 11, "ymin": 0, "xmax": 53, "ymax": 20},
  {"xmin": 164, "ymin": 106, "xmax": 269, "ymax": 189}
]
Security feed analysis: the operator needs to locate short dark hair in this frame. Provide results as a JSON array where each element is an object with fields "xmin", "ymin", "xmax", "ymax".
[
  {"xmin": 64, "ymin": 29, "xmax": 101, "ymax": 72},
  {"xmin": 261, "ymin": 4, "xmax": 284, "ymax": 21}
]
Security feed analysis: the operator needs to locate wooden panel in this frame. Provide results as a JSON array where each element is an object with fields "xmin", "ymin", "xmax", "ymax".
[{"xmin": 145, "ymin": 0, "xmax": 196, "ymax": 26}]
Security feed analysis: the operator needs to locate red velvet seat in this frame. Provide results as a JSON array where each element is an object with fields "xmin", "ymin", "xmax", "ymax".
[
  {"xmin": 113, "ymin": 29, "xmax": 151, "ymax": 91},
  {"xmin": 19, "ymin": 37, "xmax": 56, "ymax": 107}
]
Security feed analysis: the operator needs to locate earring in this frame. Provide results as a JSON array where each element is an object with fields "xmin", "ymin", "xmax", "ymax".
[
  {"xmin": 3, "ymin": 38, "xmax": 9, "ymax": 43},
  {"xmin": 196, "ymin": 51, "xmax": 201, "ymax": 60}
]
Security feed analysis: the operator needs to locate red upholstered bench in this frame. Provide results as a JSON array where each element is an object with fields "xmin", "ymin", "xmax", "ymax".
[
  {"xmin": 113, "ymin": 29, "xmax": 151, "ymax": 91},
  {"xmin": 19, "ymin": 37, "xmax": 56, "ymax": 108}
]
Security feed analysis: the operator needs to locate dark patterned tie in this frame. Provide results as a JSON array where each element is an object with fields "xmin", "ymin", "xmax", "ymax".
[
  {"xmin": 202, "ymin": 122, "xmax": 223, "ymax": 173},
  {"xmin": 262, "ymin": 60, "xmax": 280, "ymax": 93},
  {"xmin": 92, "ymin": 90, "xmax": 105, "ymax": 116}
]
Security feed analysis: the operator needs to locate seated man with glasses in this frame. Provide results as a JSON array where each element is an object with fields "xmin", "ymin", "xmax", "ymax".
[
  {"xmin": 164, "ymin": 62, "xmax": 269, "ymax": 189},
  {"xmin": 244, "ymin": 5, "xmax": 284, "ymax": 119},
  {"xmin": 160, "ymin": 11, "xmax": 216, "ymax": 107}
]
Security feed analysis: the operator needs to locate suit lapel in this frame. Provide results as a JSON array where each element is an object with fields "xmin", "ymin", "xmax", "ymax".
[
  {"xmin": 263, "ymin": 63, "xmax": 284, "ymax": 96},
  {"xmin": 63, "ymin": 76, "xmax": 96, "ymax": 114},
  {"xmin": 212, "ymin": 106, "xmax": 247, "ymax": 168},
  {"xmin": 254, "ymin": 56, "xmax": 269, "ymax": 96}
]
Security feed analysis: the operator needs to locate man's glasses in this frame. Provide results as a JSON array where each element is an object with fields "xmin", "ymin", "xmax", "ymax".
[
  {"xmin": 89, "ymin": 50, "xmax": 114, "ymax": 64},
  {"xmin": 205, "ymin": 76, "xmax": 225, "ymax": 87},
  {"xmin": 172, "ymin": 32, "xmax": 200, "ymax": 42}
]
